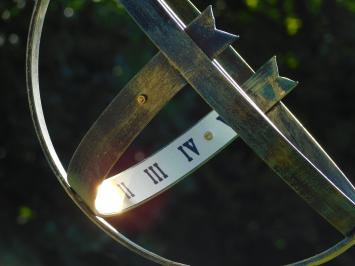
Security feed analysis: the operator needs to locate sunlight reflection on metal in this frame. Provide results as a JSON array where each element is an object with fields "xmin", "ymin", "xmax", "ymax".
[
  {"xmin": 96, "ymin": 216, "xmax": 119, "ymax": 234},
  {"xmin": 27, "ymin": 0, "xmax": 354, "ymax": 265},
  {"xmin": 95, "ymin": 181, "xmax": 125, "ymax": 215}
]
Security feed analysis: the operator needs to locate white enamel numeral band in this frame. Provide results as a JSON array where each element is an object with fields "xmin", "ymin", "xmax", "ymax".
[{"xmin": 96, "ymin": 110, "xmax": 236, "ymax": 215}]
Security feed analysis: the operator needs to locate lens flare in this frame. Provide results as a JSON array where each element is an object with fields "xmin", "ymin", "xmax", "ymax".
[{"xmin": 95, "ymin": 181, "xmax": 125, "ymax": 215}]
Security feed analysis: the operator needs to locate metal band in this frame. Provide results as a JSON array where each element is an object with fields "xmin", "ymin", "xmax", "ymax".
[
  {"xmin": 97, "ymin": 55, "xmax": 296, "ymax": 215},
  {"xmin": 26, "ymin": 0, "xmax": 185, "ymax": 265},
  {"xmin": 118, "ymin": 0, "xmax": 355, "ymax": 236},
  {"xmin": 26, "ymin": 0, "xmax": 354, "ymax": 265}
]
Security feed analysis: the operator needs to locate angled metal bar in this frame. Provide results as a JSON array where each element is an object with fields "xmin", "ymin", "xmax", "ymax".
[
  {"xmin": 67, "ymin": 8, "xmax": 237, "ymax": 210},
  {"xmin": 119, "ymin": 0, "xmax": 355, "ymax": 235},
  {"xmin": 165, "ymin": 0, "xmax": 355, "ymax": 203},
  {"xmin": 67, "ymin": 7, "xmax": 294, "ymax": 212},
  {"xmin": 97, "ymin": 57, "xmax": 297, "ymax": 215},
  {"xmin": 27, "ymin": 0, "xmax": 355, "ymax": 265}
]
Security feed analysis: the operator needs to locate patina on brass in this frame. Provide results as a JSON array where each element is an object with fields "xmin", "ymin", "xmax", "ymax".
[
  {"xmin": 27, "ymin": 0, "xmax": 354, "ymax": 265},
  {"xmin": 67, "ymin": 5, "xmax": 296, "ymax": 215}
]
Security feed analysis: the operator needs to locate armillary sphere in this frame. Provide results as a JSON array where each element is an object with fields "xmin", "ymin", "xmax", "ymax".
[{"xmin": 27, "ymin": 0, "xmax": 355, "ymax": 265}]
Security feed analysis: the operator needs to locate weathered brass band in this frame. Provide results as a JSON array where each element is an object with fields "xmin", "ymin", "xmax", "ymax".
[
  {"xmin": 26, "ymin": 0, "xmax": 355, "ymax": 265},
  {"xmin": 119, "ymin": 0, "xmax": 355, "ymax": 236},
  {"xmin": 67, "ymin": 32, "xmax": 295, "ymax": 214},
  {"xmin": 26, "ymin": 1, "xmax": 186, "ymax": 265},
  {"xmin": 67, "ymin": 52, "xmax": 185, "ymax": 210},
  {"xmin": 168, "ymin": 0, "xmax": 355, "ymax": 206},
  {"xmin": 92, "ymin": 56, "xmax": 295, "ymax": 215}
]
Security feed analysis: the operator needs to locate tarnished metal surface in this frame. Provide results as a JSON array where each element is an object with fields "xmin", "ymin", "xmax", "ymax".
[
  {"xmin": 26, "ymin": 1, "xmax": 186, "ymax": 265},
  {"xmin": 26, "ymin": 0, "xmax": 355, "ymax": 265},
  {"xmin": 166, "ymin": 1, "xmax": 355, "ymax": 201},
  {"xmin": 67, "ymin": 5, "xmax": 296, "ymax": 213},
  {"xmin": 94, "ymin": 56, "xmax": 297, "ymax": 215},
  {"xmin": 166, "ymin": 0, "xmax": 355, "ymax": 235},
  {"xmin": 66, "ymin": 7, "xmax": 238, "ymax": 210},
  {"xmin": 118, "ymin": 0, "xmax": 355, "ymax": 236},
  {"xmin": 67, "ymin": 52, "xmax": 185, "ymax": 209}
]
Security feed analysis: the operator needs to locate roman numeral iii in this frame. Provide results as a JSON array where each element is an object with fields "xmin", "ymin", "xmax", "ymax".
[{"xmin": 144, "ymin": 163, "xmax": 168, "ymax": 185}]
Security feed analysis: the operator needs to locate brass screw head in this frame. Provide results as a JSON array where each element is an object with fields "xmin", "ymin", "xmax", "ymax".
[
  {"xmin": 137, "ymin": 94, "xmax": 147, "ymax": 105},
  {"xmin": 204, "ymin": 131, "xmax": 214, "ymax": 141}
]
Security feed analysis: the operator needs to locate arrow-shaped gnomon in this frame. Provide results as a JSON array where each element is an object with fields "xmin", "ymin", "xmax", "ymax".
[{"xmin": 67, "ymin": 1, "xmax": 355, "ymax": 238}]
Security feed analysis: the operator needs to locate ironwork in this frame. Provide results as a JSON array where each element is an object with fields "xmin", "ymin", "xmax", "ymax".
[{"xmin": 27, "ymin": 0, "xmax": 355, "ymax": 265}]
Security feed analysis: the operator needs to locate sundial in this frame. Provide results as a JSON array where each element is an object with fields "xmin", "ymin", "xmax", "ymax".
[{"xmin": 27, "ymin": 0, "xmax": 355, "ymax": 265}]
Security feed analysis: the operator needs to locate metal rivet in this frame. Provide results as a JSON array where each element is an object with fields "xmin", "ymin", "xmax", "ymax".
[
  {"xmin": 204, "ymin": 131, "xmax": 213, "ymax": 141},
  {"xmin": 137, "ymin": 94, "xmax": 147, "ymax": 105}
]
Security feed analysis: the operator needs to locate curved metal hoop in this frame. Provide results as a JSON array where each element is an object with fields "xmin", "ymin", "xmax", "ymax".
[
  {"xmin": 26, "ymin": 0, "xmax": 354, "ymax": 265},
  {"xmin": 26, "ymin": 0, "xmax": 186, "ymax": 265}
]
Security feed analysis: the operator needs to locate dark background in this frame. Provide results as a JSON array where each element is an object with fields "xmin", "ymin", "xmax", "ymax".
[{"xmin": 1, "ymin": 0, "xmax": 355, "ymax": 265}]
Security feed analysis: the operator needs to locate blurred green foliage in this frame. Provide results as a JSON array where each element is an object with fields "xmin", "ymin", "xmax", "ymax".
[{"xmin": 1, "ymin": 0, "xmax": 355, "ymax": 265}]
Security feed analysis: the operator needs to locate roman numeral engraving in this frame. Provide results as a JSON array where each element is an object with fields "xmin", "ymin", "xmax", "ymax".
[
  {"xmin": 216, "ymin": 115, "xmax": 227, "ymax": 125},
  {"xmin": 217, "ymin": 115, "xmax": 233, "ymax": 128},
  {"xmin": 117, "ymin": 182, "xmax": 135, "ymax": 199},
  {"xmin": 144, "ymin": 163, "xmax": 168, "ymax": 185},
  {"xmin": 177, "ymin": 138, "xmax": 200, "ymax": 162}
]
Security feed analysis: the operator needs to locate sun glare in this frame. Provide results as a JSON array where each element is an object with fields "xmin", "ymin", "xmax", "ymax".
[{"xmin": 95, "ymin": 181, "xmax": 125, "ymax": 215}]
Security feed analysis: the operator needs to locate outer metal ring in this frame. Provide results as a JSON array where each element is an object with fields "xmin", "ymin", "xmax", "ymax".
[{"xmin": 26, "ymin": 0, "xmax": 354, "ymax": 265}]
